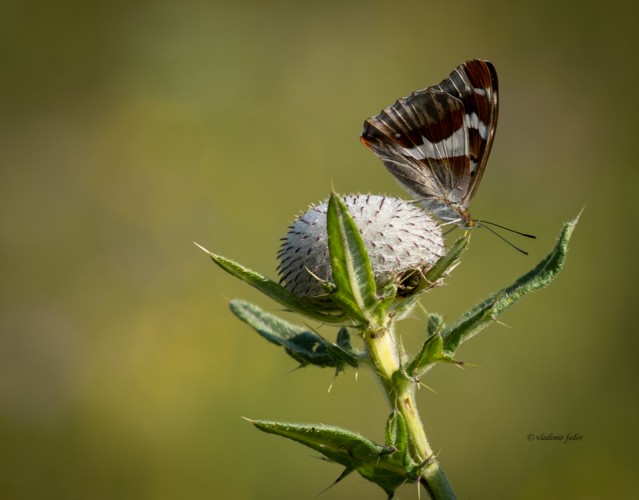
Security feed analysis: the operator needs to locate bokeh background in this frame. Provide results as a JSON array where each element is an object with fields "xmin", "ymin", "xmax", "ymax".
[{"xmin": 2, "ymin": 0, "xmax": 638, "ymax": 498}]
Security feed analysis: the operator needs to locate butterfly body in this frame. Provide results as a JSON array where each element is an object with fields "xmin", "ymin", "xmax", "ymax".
[{"xmin": 361, "ymin": 60, "xmax": 499, "ymax": 229}]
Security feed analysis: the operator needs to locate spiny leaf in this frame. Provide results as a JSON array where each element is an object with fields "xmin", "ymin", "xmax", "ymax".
[
  {"xmin": 385, "ymin": 411, "xmax": 415, "ymax": 473},
  {"xmin": 195, "ymin": 243, "xmax": 346, "ymax": 324},
  {"xmin": 393, "ymin": 237, "xmax": 469, "ymax": 320},
  {"xmin": 442, "ymin": 216, "xmax": 578, "ymax": 353},
  {"xmin": 249, "ymin": 419, "xmax": 415, "ymax": 497},
  {"xmin": 230, "ymin": 300, "xmax": 360, "ymax": 369},
  {"xmin": 424, "ymin": 235, "xmax": 470, "ymax": 283},
  {"xmin": 326, "ymin": 193, "xmax": 378, "ymax": 322}
]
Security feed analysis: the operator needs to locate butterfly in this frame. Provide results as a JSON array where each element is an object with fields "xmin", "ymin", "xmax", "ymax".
[{"xmin": 360, "ymin": 59, "xmax": 499, "ymax": 229}]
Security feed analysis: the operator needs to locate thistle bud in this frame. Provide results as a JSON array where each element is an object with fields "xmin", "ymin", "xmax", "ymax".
[{"xmin": 277, "ymin": 194, "xmax": 446, "ymax": 303}]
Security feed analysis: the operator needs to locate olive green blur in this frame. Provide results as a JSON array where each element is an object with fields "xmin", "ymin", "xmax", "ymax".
[{"xmin": 1, "ymin": 0, "xmax": 637, "ymax": 499}]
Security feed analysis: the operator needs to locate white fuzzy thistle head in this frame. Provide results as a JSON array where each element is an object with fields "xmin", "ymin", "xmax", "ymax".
[{"xmin": 277, "ymin": 194, "xmax": 446, "ymax": 303}]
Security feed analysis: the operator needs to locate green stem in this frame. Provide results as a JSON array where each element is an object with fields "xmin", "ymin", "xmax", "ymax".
[{"xmin": 364, "ymin": 324, "xmax": 457, "ymax": 500}]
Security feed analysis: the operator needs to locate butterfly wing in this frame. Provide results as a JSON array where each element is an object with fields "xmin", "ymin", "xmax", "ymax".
[
  {"xmin": 434, "ymin": 60, "xmax": 499, "ymax": 205},
  {"xmin": 360, "ymin": 59, "xmax": 499, "ymax": 225},
  {"xmin": 361, "ymin": 90, "xmax": 471, "ymax": 223}
]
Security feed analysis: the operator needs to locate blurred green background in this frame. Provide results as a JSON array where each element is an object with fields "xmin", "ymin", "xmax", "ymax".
[{"xmin": 1, "ymin": 0, "xmax": 638, "ymax": 498}]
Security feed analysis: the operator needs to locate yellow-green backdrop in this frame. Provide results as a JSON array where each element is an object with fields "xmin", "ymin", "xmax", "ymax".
[{"xmin": 1, "ymin": 0, "xmax": 637, "ymax": 498}]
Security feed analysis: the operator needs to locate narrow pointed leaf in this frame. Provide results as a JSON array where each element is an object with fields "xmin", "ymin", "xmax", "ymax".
[
  {"xmin": 250, "ymin": 419, "xmax": 412, "ymax": 497},
  {"xmin": 424, "ymin": 235, "xmax": 470, "ymax": 283},
  {"xmin": 335, "ymin": 327, "xmax": 357, "ymax": 357},
  {"xmin": 406, "ymin": 314, "xmax": 460, "ymax": 376},
  {"xmin": 426, "ymin": 314, "xmax": 445, "ymax": 336},
  {"xmin": 442, "ymin": 216, "xmax": 578, "ymax": 353},
  {"xmin": 230, "ymin": 300, "xmax": 360, "ymax": 368},
  {"xmin": 407, "ymin": 332, "xmax": 444, "ymax": 376},
  {"xmin": 326, "ymin": 193, "xmax": 377, "ymax": 322},
  {"xmin": 385, "ymin": 411, "xmax": 423, "ymax": 478},
  {"xmin": 195, "ymin": 243, "xmax": 346, "ymax": 323},
  {"xmin": 393, "ymin": 237, "xmax": 469, "ymax": 320},
  {"xmin": 384, "ymin": 411, "xmax": 408, "ymax": 458}
]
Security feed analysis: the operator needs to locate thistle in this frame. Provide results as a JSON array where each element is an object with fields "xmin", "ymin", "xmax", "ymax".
[
  {"xmin": 196, "ymin": 192, "xmax": 577, "ymax": 499},
  {"xmin": 277, "ymin": 194, "xmax": 446, "ymax": 314}
]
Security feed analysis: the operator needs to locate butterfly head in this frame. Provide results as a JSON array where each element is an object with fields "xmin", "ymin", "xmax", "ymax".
[
  {"xmin": 451, "ymin": 206, "xmax": 478, "ymax": 232},
  {"xmin": 461, "ymin": 212, "xmax": 477, "ymax": 230}
]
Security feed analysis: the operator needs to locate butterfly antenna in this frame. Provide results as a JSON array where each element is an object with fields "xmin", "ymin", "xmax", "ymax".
[
  {"xmin": 477, "ymin": 222, "xmax": 530, "ymax": 255},
  {"xmin": 476, "ymin": 219, "xmax": 536, "ymax": 239}
]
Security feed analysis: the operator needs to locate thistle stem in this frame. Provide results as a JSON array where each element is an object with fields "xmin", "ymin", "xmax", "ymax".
[{"xmin": 364, "ymin": 324, "xmax": 457, "ymax": 500}]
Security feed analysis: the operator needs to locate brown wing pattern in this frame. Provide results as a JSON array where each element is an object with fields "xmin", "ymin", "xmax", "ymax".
[
  {"xmin": 360, "ymin": 59, "xmax": 499, "ymax": 226},
  {"xmin": 434, "ymin": 60, "xmax": 498, "ymax": 205},
  {"xmin": 361, "ymin": 90, "xmax": 470, "ymax": 220}
]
